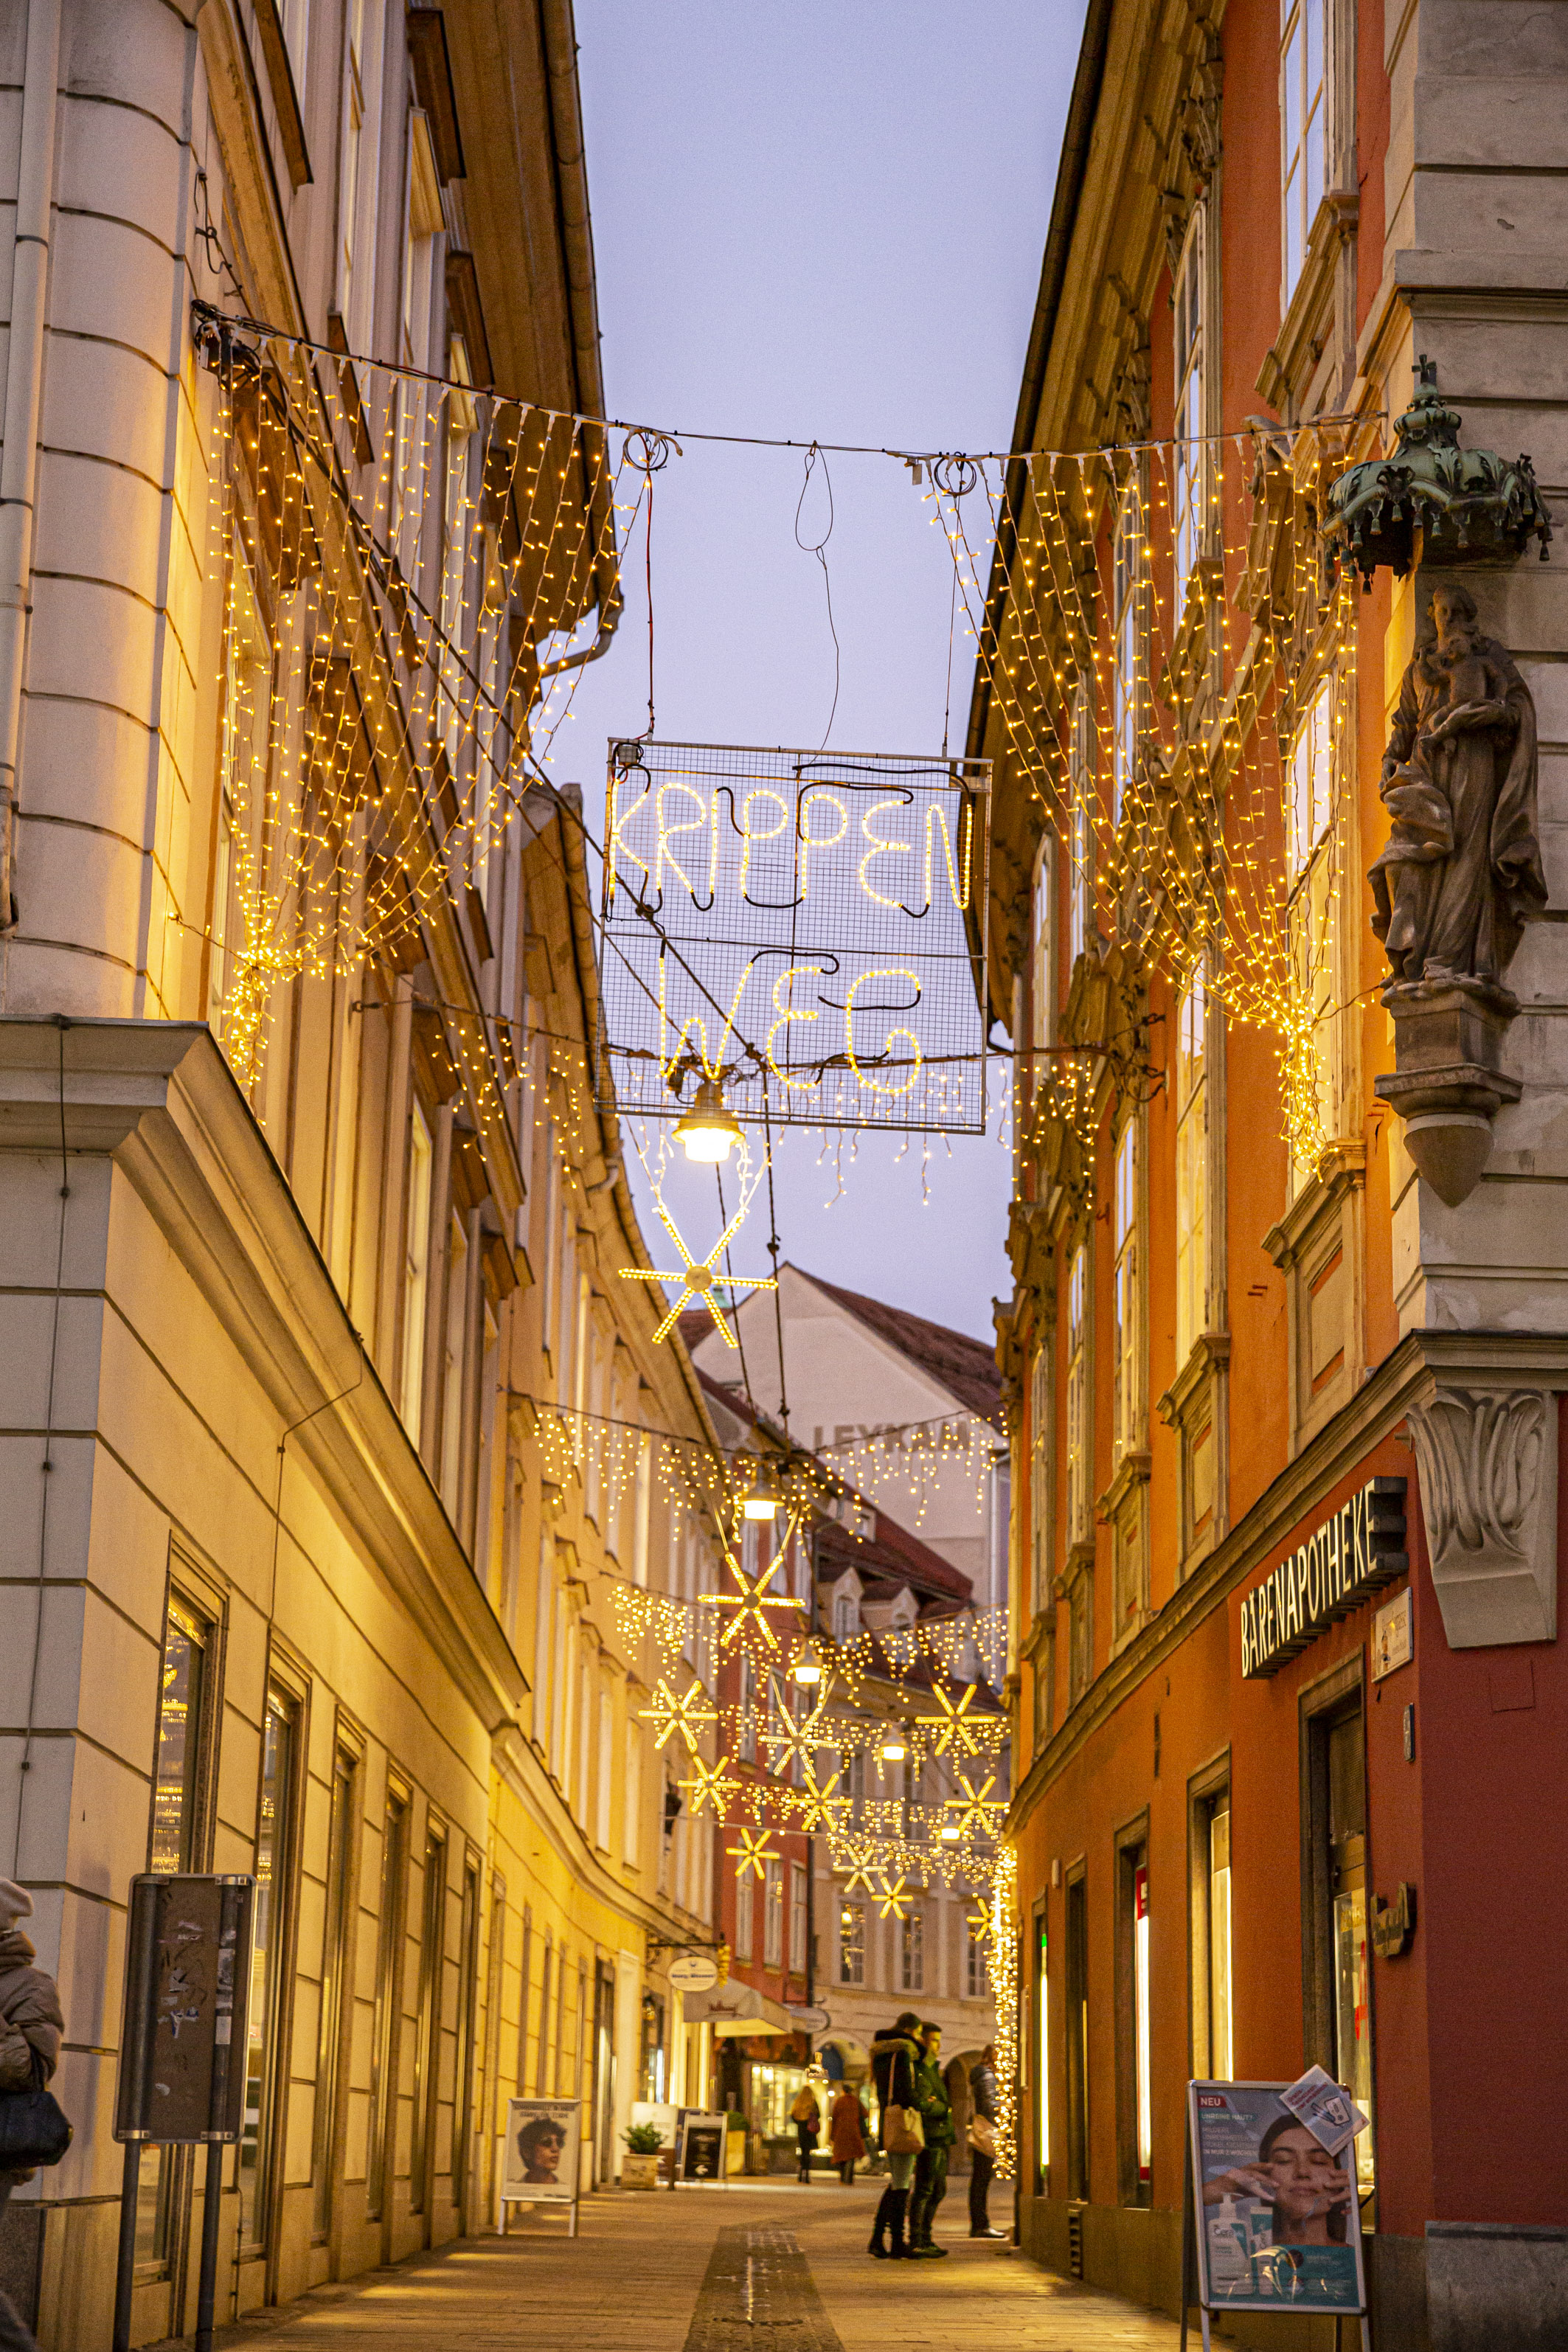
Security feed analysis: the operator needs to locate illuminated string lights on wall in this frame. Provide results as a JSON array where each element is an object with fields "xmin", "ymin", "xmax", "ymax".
[
  {"xmin": 991, "ymin": 1845, "xmax": 1019, "ymax": 2181},
  {"xmin": 932, "ymin": 426, "xmax": 1361, "ymax": 1171}
]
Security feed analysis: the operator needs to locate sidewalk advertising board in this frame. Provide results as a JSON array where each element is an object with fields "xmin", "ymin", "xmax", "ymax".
[
  {"xmin": 502, "ymin": 2097, "xmax": 583, "ymax": 2235},
  {"xmin": 677, "ymin": 2111, "xmax": 727, "ymax": 2183},
  {"xmin": 1187, "ymin": 2080, "xmax": 1367, "ymax": 2322}
]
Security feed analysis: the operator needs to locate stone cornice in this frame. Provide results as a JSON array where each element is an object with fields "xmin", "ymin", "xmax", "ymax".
[
  {"xmin": 1007, "ymin": 1324, "xmax": 1568, "ymax": 1841},
  {"xmin": 0, "ymin": 1016, "xmax": 527, "ymax": 1735}
]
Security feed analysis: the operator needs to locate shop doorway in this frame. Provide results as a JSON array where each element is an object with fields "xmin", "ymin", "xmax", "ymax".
[
  {"xmin": 593, "ymin": 1962, "xmax": 617, "ymax": 2186},
  {"xmin": 1302, "ymin": 1673, "xmax": 1376, "ymax": 2204}
]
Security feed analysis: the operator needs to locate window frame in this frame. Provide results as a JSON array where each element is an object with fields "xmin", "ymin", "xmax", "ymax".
[
  {"xmin": 1175, "ymin": 967, "xmax": 1209, "ymax": 1367},
  {"xmin": 1280, "ymin": 0, "xmax": 1329, "ymax": 308},
  {"xmin": 1172, "ymin": 207, "xmax": 1209, "ymax": 603}
]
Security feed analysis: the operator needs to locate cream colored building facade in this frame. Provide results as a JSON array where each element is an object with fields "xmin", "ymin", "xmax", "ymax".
[{"xmin": 0, "ymin": 2, "xmax": 724, "ymax": 2344}]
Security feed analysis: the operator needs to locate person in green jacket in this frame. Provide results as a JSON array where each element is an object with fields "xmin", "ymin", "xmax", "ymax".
[{"xmin": 906, "ymin": 2022, "xmax": 956, "ymax": 2255}]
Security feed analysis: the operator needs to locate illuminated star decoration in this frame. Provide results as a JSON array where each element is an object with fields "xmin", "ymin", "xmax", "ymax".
[
  {"xmin": 917, "ymin": 1682, "xmax": 985, "ymax": 1758},
  {"xmin": 639, "ymin": 1677, "xmax": 718, "ymax": 1755},
  {"xmin": 791, "ymin": 1766, "xmax": 850, "ymax": 1836},
  {"xmin": 945, "ymin": 1771, "xmax": 1005, "ymax": 1840},
  {"xmin": 726, "ymin": 1826, "xmax": 778, "ymax": 1882},
  {"xmin": 618, "ymin": 1200, "xmax": 776, "ymax": 1347},
  {"xmin": 965, "ymin": 1899, "xmax": 993, "ymax": 1946},
  {"xmin": 700, "ymin": 1544, "xmax": 801, "ymax": 1651},
  {"xmin": 760, "ymin": 1686, "xmax": 833, "ymax": 1775},
  {"xmin": 833, "ymin": 1836, "xmax": 879, "ymax": 1896},
  {"xmin": 875, "ymin": 1871, "xmax": 912, "ymax": 1921},
  {"xmin": 677, "ymin": 1756, "xmax": 740, "ymax": 1819}
]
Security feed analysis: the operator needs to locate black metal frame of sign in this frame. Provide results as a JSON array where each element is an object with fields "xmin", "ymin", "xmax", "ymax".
[
  {"xmin": 676, "ymin": 2109, "xmax": 730, "ymax": 2186},
  {"xmin": 1180, "ymin": 2081, "xmax": 1371, "ymax": 2352},
  {"xmin": 597, "ymin": 738, "xmax": 992, "ymax": 1136},
  {"xmin": 111, "ymin": 1874, "xmax": 256, "ymax": 2352}
]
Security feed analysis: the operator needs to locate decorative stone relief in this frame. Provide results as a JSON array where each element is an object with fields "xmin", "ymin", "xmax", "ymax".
[
  {"xmin": 1370, "ymin": 581, "xmax": 1547, "ymax": 1205},
  {"xmin": 1405, "ymin": 1385, "xmax": 1558, "ymax": 1646}
]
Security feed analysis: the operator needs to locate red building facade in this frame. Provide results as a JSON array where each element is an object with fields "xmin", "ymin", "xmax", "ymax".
[{"xmin": 979, "ymin": 2, "xmax": 1568, "ymax": 2345}]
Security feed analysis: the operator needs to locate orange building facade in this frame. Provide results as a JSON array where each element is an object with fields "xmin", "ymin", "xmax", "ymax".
[{"xmin": 977, "ymin": 2, "xmax": 1568, "ymax": 2345}]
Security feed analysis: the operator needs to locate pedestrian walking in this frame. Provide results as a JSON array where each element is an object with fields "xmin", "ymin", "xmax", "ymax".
[
  {"xmin": 906, "ymin": 2021, "xmax": 954, "ymax": 2257},
  {"xmin": 830, "ymin": 2083, "xmax": 867, "ymax": 2183},
  {"xmin": 0, "ymin": 1882, "xmax": 63, "ymax": 2352},
  {"xmin": 968, "ymin": 2041, "xmax": 1006, "ymax": 2238},
  {"xmin": 790, "ymin": 2080, "xmax": 821, "ymax": 2183},
  {"xmin": 867, "ymin": 2011, "xmax": 924, "ymax": 2258}
]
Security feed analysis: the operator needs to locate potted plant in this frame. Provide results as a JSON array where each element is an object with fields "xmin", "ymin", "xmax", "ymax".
[{"xmin": 621, "ymin": 2120, "xmax": 665, "ymax": 2189}]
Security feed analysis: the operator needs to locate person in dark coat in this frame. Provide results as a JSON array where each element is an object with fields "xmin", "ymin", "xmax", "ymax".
[
  {"xmin": 968, "ymin": 2042, "xmax": 1006, "ymax": 2237},
  {"xmin": 867, "ymin": 2011, "xmax": 923, "ymax": 2258},
  {"xmin": 906, "ymin": 2022, "xmax": 955, "ymax": 2255},
  {"xmin": 830, "ymin": 2084, "xmax": 867, "ymax": 2183},
  {"xmin": 0, "ymin": 1882, "xmax": 63, "ymax": 2352}
]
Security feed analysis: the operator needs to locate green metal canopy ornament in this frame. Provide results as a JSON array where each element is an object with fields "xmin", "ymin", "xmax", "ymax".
[{"xmin": 1323, "ymin": 357, "xmax": 1552, "ymax": 589}]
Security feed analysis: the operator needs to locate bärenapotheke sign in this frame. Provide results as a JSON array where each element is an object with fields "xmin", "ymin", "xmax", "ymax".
[{"xmin": 1240, "ymin": 1479, "xmax": 1407, "ymax": 1677}]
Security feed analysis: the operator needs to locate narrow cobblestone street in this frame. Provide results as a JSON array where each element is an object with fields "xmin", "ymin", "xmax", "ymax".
[{"xmin": 212, "ymin": 2184, "xmax": 1182, "ymax": 2352}]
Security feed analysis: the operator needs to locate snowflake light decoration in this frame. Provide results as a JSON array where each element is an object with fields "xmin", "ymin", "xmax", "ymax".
[
  {"xmin": 618, "ymin": 1200, "xmax": 776, "ymax": 1347},
  {"xmin": 639, "ymin": 1677, "xmax": 718, "ymax": 1755},
  {"xmin": 726, "ymin": 1826, "xmax": 778, "ymax": 1881}
]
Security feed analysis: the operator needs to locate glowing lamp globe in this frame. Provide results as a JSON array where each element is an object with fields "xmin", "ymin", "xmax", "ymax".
[{"xmin": 675, "ymin": 1078, "xmax": 742, "ymax": 1164}]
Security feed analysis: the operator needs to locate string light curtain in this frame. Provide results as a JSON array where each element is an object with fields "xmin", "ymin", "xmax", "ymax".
[
  {"xmin": 937, "ymin": 426, "xmax": 1361, "ymax": 1170},
  {"xmin": 198, "ymin": 313, "xmax": 631, "ymax": 1091}
]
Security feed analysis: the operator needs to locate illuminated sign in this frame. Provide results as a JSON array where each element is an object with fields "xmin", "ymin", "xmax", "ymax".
[
  {"xmin": 1238, "ymin": 1479, "xmax": 1406, "ymax": 1678},
  {"xmin": 597, "ymin": 739, "xmax": 991, "ymax": 1132}
]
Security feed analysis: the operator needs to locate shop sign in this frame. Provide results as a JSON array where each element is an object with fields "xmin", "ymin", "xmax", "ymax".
[
  {"xmin": 669, "ymin": 1953, "xmax": 720, "ymax": 1994},
  {"xmin": 1239, "ymin": 1479, "xmax": 1406, "ymax": 1679},
  {"xmin": 1371, "ymin": 1587, "xmax": 1413, "ymax": 1680}
]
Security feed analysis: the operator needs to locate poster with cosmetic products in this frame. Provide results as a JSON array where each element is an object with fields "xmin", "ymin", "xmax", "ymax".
[{"xmin": 1188, "ymin": 2082, "xmax": 1367, "ymax": 2314}]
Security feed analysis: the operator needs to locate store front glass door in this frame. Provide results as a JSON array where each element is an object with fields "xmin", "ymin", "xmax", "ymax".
[{"xmin": 1328, "ymin": 1710, "xmax": 1375, "ymax": 2196}]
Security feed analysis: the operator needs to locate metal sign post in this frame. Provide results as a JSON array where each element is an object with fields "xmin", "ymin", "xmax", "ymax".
[{"xmin": 112, "ymin": 1876, "xmax": 254, "ymax": 2352}]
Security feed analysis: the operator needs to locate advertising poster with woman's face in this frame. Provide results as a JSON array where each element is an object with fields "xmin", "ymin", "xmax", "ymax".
[
  {"xmin": 502, "ymin": 2098, "xmax": 581, "ymax": 2203},
  {"xmin": 1190, "ymin": 2084, "xmax": 1366, "ymax": 2314}
]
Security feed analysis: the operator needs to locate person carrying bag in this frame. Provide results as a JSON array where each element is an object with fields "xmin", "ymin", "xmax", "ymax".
[
  {"xmin": 0, "ymin": 1881, "xmax": 67, "ymax": 2352},
  {"xmin": 790, "ymin": 2081, "xmax": 822, "ymax": 2183},
  {"xmin": 867, "ymin": 2013, "xmax": 924, "ymax": 2259}
]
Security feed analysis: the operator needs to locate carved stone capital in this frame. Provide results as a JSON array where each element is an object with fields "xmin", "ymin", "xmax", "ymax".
[{"xmin": 1406, "ymin": 1381, "xmax": 1558, "ymax": 1647}]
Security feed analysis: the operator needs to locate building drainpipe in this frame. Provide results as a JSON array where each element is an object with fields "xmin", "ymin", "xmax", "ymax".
[{"xmin": 0, "ymin": 0, "xmax": 61, "ymax": 945}]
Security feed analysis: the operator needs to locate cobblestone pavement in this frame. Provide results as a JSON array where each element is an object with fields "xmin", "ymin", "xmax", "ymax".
[{"xmin": 215, "ymin": 2178, "xmax": 1185, "ymax": 2352}]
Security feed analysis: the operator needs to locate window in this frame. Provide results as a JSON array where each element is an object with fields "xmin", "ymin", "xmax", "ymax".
[
  {"xmin": 367, "ymin": 1784, "xmax": 406, "ymax": 2221},
  {"xmin": 1280, "ymin": 0, "xmax": 1328, "ymax": 305},
  {"xmin": 336, "ymin": 0, "xmax": 379, "ymax": 343},
  {"xmin": 1209, "ymin": 1803, "xmax": 1233, "ymax": 2078},
  {"xmin": 412, "ymin": 1827, "xmax": 446, "ymax": 2215},
  {"xmin": 1068, "ymin": 680, "xmax": 1094, "ymax": 962},
  {"xmin": 1065, "ymin": 1246, "xmax": 1090, "ymax": 1547},
  {"xmin": 1172, "ymin": 209, "xmax": 1208, "ymax": 603},
  {"xmin": 1030, "ymin": 1340, "xmax": 1053, "ymax": 1615},
  {"xmin": 140, "ymin": 1594, "xmax": 213, "ymax": 2274},
  {"xmin": 1065, "ymin": 1870, "xmax": 1089, "ymax": 2202},
  {"xmin": 1134, "ymin": 1863, "xmax": 1152, "ymax": 2188},
  {"xmin": 596, "ymin": 1689, "xmax": 613, "ymax": 1851},
  {"xmin": 839, "ymin": 1901, "xmax": 864, "ymax": 1986},
  {"xmin": 532, "ymin": 1535, "xmax": 555, "ymax": 1749},
  {"xmin": 401, "ymin": 109, "xmax": 443, "ymax": 372},
  {"xmin": 1112, "ymin": 1124, "xmax": 1142, "ymax": 1463},
  {"xmin": 623, "ymin": 1720, "xmax": 642, "ymax": 1869},
  {"xmin": 401, "ymin": 1107, "xmax": 432, "ymax": 1440},
  {"xmin": 631, "ymin": 1437, "xmax": 652, "ymax": 1584},
  {"xmin": 966, "ymin": 1921, "xmax": 989, "ymax": 1999},
  {"xmin": 311, "ymin": 1747, "xmax": 357, "ymax": 2243},
  {"xmin": 454, "ymin": 1862, "xmax": 481, "ymax": 2222},
  {"xmin": 440, "ymin": 1210, "xmax": 468, "ymax": 1508},
  {"xmin": 1030, "ymin": 835, "xmax": 1053, "ymax": 1060},
  {"xmin": 1288, "ymin": 679, "xmax": 1339, "ymax": 1193},
  {"xmin": 764, "ymin": 1859, "xmax": 783, "ymax": 1967},
  {"xmin": 282, "ymin": 0, "xmax": 311, "ymax": 93},
  {"xmin": 901, "ymin": 1908, "xmax": 924, "ymax": 1994},
  {"xmin": 789, "ymin": 1864, "xmax": 808, "ymax": 1977},
  {"xmin": 1036, "ymin": 1918, "xmax": 1050, "ymax": 2180},
  {"xmin": 150, "ymin": 1598, "xmax": 209, "ymax": 1871},
  {"xmin": 1112, "ymin": 482, "xmax": 1146, "ymax": 826},
  {"xmin": 833, "ymin": 1586, "xmax": 859, "ymax": 1641},
  {"xmin": 240, "ymin": 1689, "xmax": 299, "ymax": 2252},
  {"xmin": 1175, "ymin": 971, "xmax": 1208, "ymax": 1366},
  {"xmin": 734, "ymin": 1859, "xmax": 754, "ymax": 1963}
]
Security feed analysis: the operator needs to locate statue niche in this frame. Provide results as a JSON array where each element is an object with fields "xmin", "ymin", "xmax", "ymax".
[{"xmin": 1372, "ymin": 583, "xmax": 1547, "ymax": 1207}]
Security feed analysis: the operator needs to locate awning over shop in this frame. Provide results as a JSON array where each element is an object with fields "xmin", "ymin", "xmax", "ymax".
[{"xmin": 679, "ymin": 1984, "xmax": 796, "ymax": 2036}]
